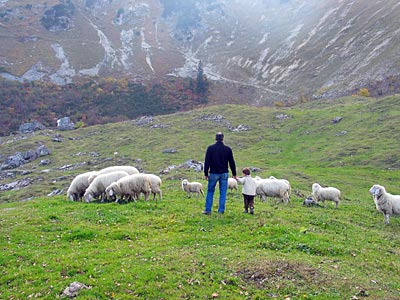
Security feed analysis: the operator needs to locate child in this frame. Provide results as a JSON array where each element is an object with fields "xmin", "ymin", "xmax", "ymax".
[{"xmin": 236, "ymin": 168, "xmax": 257, "ymax": 214}]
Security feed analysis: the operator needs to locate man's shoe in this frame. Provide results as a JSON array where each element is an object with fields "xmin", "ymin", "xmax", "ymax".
[
  {"xmin": 243, "ymin": 209, "xmax": 248, "ymax": 213},
  {"xmin": 250, "ymin": 208, "xmax": 254, "ymax": 215},
  {"xmin": 202, "ymin": 211, "xmax": 211, "ymax": 215}
]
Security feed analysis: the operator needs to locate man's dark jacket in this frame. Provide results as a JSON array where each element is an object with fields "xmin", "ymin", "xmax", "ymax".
[{"xmin": 204, "ymin": 141, "xmax": 237, "ymax": 177}]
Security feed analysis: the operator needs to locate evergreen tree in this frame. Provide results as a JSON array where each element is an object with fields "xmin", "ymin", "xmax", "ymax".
[{"xmin": 196, "ymin": 60, "xmax": 208, "ymax": 103}]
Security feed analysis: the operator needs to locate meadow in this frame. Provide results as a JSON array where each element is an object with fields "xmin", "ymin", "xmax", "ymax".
[{"xmin": 0, "ymin": 95, "xmax": 399, "ymax": 299}]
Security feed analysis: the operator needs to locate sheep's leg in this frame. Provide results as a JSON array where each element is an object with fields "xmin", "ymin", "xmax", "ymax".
[{"xmin": 384, "ymin": 214, "xmax": 390, "ymax": 225}]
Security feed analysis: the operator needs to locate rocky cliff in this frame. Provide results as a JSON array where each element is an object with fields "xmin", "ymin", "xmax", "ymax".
[{"xmin": 1, "ymin": 0, "xmax": 400, "ymax": 103}]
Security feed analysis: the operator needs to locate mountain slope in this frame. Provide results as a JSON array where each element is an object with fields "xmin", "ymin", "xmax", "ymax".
[
  {"xmin": 1, "ymin": 0, "xmax": 400, "ymax": 102},
  {"xmin": 1, "ymin": 93, "xmax": 400, "ymax": 202}
]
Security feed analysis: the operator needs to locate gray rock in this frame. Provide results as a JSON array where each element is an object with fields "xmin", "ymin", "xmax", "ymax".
[
  {"xmin": 162, "ymin": 148, "xmax": 177, "ymax": 154},
  {"xmin": 0, "ymin": 145, "xmax": 51, "ymax": 170},
  {"xmin": 62, "ymin": 281, "xmax": 90, "ymax": 298},
  {"xmin": 332, "ymin": 117, "xmax": 343, "ymax": 124},
  {"xmin": 135, "ymin": 116, "xmax": 153, "ymax": 126},
  {"xmin": 36, "ymin": 145, "xmax": 51, "ymax": 157},
  {"xmin": 57, "ymin": 117, "xmax": 75, "ymax": 131},
  {"xmin": 40, "ymin": 159, "xmax": 51, "ymax": 166},
  {"xmin": 19, "ymin": 121, "xmax": 46, "ymax": 134}
]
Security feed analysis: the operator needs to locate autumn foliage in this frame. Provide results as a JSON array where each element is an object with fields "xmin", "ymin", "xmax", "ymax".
[{"xmin": 0, "ymin": 76, "xmax": 208, "ymax": 136}]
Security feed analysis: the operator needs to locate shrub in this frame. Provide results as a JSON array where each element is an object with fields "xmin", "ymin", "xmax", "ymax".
[{"xmin": 357, "ymin": 88, "xmax": 370, "ymax": 97}]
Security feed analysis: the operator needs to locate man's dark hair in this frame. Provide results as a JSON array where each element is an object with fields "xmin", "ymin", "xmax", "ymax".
[{"xmin": 215, "ymin": 132, "xmax": 224, "ymax": 141}]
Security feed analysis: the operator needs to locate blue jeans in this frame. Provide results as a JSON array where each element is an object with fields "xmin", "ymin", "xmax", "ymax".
[{"xmin": 205, "ymin": 173, "xmax": 228, "ymax": 213}]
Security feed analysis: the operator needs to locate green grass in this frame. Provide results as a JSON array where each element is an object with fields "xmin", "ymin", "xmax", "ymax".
[{"xmin": 0, "ymin": 95, "xmax": 400, "ymax": 299}]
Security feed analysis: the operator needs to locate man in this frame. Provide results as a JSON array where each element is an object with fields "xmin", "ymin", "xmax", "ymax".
[{"xmin": 203, "ymin": 132, "xmax": 237, "ymax": 215}]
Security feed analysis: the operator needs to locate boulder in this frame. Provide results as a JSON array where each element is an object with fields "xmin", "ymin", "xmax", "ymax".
[
  {"xmin": 0, "ymin": 145, "xmax": 51, "ymax": 170},
  {"xmin": 57, "ymin": 117, "xmax": 75, "ymax": 131},
  {"xmin": 19, "ymin": 121, "xmax": 46, "ymax": 134}
]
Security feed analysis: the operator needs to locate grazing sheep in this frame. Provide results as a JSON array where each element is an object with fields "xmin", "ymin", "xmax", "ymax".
[
  {"xmin": 228, "ymin": 177, "xmax": 238, "ymax": 192},
  {"xmin": 145, "ymin": 174, "xmax": 162, "ymax": 201},
  {"xmin": 108, "ymin": 174, "xmax": 152, "ymax": 202},
  {"xmin": 88, "ymin": 165, "xmax": 139, "ymax": 183},
  {"xmin": 105, "ymin": 182, "xmax": 132, "ymax": 202},
  {"xmin": 255, "ymin": 177, "xmax": 290, "ymax": 204},
  {"xmin": 269, "ymin": 176, "xmax": 292, "ymax": 196},
  {"xmin": 369, "ymin": 184, "xmax": 400, "ymax": 225},
  {"xmin": 312, "ymin": 183, "xmax": 341, "ymax": 208},
  {"xmin": 181, "ymin": 179, "xmax": 204, "ymax": 198},
  {"xmin": 84, "ymin": 171, "xmax": 129, "ymax": 202},
  {"xmin": 67, "ymin": 171, "xmax": 99, "ymax": 201}
]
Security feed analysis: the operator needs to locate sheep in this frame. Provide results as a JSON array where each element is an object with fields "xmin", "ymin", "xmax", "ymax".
[
  {"xmin": 107, "ymin": 174, "xmax": 152, "ymax": 202},
  {"xmin": 269, "ymin": 176, "xmax": 292, "ymax": 196},
  {"xmin": 311, "ymin": 183, "xmax": 341, "ymax": 208},
  {"xmin": 369, "ymin": 184, "xmax": 400, "ymax": 225},
  {"xmin": 145, "ymin": 174, "xmax": 162, "ymax": 201},
  {"xmin": 255, "ymin": 177, "xmax": 290, "ymax": 204},
  {"xmin": 84, "ymin": 171, "xmax": 129, "ymax": 202},
  {"xmin": 67, "ymin": 171, "xmax": 99, "ymax": 201},
  {"xmin": 181, "ymin": 179, "xmax": 204, "ymax": 198},
  {"xmin": 88, "ymin": 165, "xmax": 139, "ymax": 183},
  {"xmin": 228, "ymin": 177, "xmax": 238, "ymax": 192}
]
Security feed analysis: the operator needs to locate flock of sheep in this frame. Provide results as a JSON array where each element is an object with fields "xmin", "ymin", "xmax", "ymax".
[
  {"xmin": 180, "ymin": 177, "xmax": 399, "ymax": 225},
  {"xmin": 181, "ymin": 176, "xmax": 338, "ymax": 207},
  {"xmin": 67, "ymin": 165, "xmax": 399, "ymax": 225},
  {"xmin": 67, "ymin": 165, "xmax": 162, "ymax": 203}
]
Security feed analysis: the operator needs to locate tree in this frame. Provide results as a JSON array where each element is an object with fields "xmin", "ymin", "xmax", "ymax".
[{"xmin": 195, "ymin": 60, "xmax": 209, "ymax": 103}]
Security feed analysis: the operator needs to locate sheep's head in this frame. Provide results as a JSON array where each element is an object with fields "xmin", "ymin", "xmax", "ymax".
[
  {"xmin": 369, "ymin": 184, "xmax": 384, "ymax": 197},
  {"xmin": 311, "ymin": 183, "xmax": 321, "ymax": 192},
  {"xmin": 182, "ymin": 179, "xmax": 188, "ymax": 188},
  {"xmin": 67, "ymin": 191, "xmax": 76, "ymax": 201},
  {"xmin": 106, "ymin": 182, "xmax": 119, "ymax": 197},
  {"xmin": 83, "ymin": 190, "xmax": 94, "ymax": 203}
]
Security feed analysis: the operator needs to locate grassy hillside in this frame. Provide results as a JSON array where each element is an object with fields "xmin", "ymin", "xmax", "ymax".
[{"xmin": 0, "ymin": 95, "xmax": 399, "ymax": 299}]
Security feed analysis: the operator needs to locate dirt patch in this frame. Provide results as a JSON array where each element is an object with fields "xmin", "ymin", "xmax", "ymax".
[{"xmin": 235, "ymin": 259, "xmax": 327, "ymax": 290}]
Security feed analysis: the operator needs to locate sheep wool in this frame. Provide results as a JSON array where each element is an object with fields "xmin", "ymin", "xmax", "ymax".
[
  {"xmin": 84, "ymin": 171, "xmax": 129, "ymax": 202},
  {"xmin": 145, "ymin": 174, "xmax": 163, "ymax": 201},
  {"xmin": 181, "ymin": 179, "xmax": 204, "ymax": 198},
  {"xmin": 255, "ymin": 177, "xmax": 290, "ymax": 204},
  {"xmin": 67, "ymin": 171, "xmax": 99, "ymax": 201},
  {"xmin": 228, "ymin": 178, "xmax": 238, "ymax": 192},
  {"xmin": 113, "ymin": 173, "xmax": 152, "ymax": 202},
  {"xmin": 88, "ymin": 165, "xmax": 139, "ymax": 183},
  {"xmin": 312, "ymin": 183, "xmax": 341, "ymax": 208},
  {"xmin": 369, "ymin": 184, "xmax": 400, "ymax": 225}
]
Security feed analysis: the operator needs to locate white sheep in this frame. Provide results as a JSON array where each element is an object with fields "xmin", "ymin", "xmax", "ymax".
[
  {"xmin": 255, "ymin": 177, "xmax": 290, "ymax": 204},
  {"xmin": 228, "ymin": 177, "xmax": 238, "ymax": 192},
  {"xmin": 67, "ymin": 171, "xmax": 99, "ymax": 201},
  {"xmin": 369, "ymin": 184, "xmax": 400, "ymax": 225},
  {"xmin": 88, "ymin": 165, "xmax": 139, "ymax": 183},
  {"xmin": 181, "ymin": 179, "xmax": 204, "ymax": 198},
  {"xmin": 84, "ymin": 171, "xmax": 129, "ymax": 202},
  {"xmin": 269, "ymin": 176, "xmax": 292, "ymax": 196},
  {"xmin": 312, "ymin": 183, "xmax": 341, "ymax": 208},
  {"xmin": 145, "ymin": 174, "xmax": 162, "ymax": 201},
  {"xmin": 107, "ymin": 173, "xmax": 152, "ymax": 202}
]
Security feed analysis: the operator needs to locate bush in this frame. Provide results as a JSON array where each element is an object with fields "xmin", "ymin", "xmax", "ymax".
[{"xmin": 357, "ymin": 88, "xmax": 370, "ymax": 97}]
